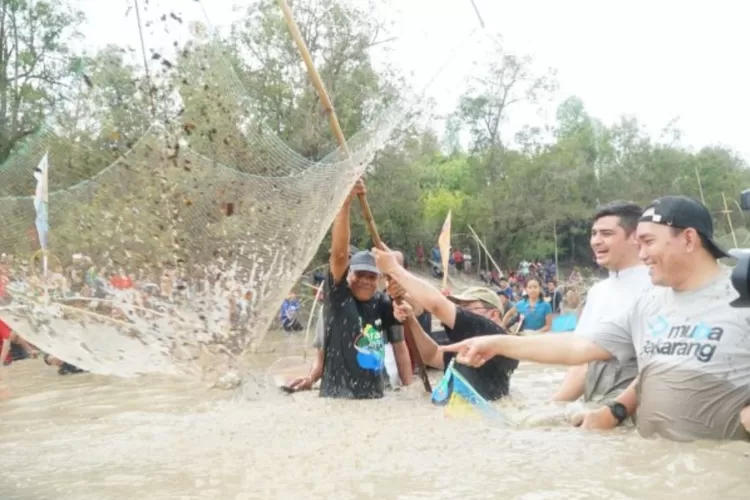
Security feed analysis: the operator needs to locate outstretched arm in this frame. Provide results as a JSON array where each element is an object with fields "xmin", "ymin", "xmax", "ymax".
[
  {"xmin": 441, "ymin": 333, "xmax": 612, "ymax": 367},
  {"xmin": 374, "ymin": 248, "xmax": 458, "ymax": 329},
  {"xmin": 289, "ymin": 349, "xmax": 325, "ymax": 391}
]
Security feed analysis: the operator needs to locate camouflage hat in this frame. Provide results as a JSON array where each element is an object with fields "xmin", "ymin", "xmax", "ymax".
[{"xmin": 447, "ymin": 286, "xmax": 502, "ymax": 310}]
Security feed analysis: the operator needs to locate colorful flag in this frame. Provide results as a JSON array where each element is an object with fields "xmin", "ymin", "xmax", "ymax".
[
  {"xmin": 33, "ymin": 152, "xmax": 49, "ymax": 251},
  {"xmin": 431, "ymin": 359, "xmax": 513, "ymax": 424},
  {"xmin": 438, "ymin": 210, "xmax": 451, "ymax": 288}
]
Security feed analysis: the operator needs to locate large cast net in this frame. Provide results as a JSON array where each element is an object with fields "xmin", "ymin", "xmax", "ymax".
[{"xmin": 0, "ymin": 0, "xmax": 483, "ymax": 379}]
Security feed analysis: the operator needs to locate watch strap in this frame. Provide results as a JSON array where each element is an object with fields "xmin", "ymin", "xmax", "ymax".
[{"xmin": 606, "ymin": 401, "xmax": 627, "ymax": 425}]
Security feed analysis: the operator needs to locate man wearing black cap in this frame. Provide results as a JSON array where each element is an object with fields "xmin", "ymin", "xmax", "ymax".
[
  {"xmin": 289, "ymin": 180, "xmax": 412, "ymax": 397},
  {"xmin": 441, "ymin": 195, "xmax": 750, "ymax": 441}
]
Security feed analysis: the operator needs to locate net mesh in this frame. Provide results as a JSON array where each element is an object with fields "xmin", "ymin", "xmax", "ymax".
[{"xmin": 0, "ymin": 0, "xmax": 477, "ymax": 379}]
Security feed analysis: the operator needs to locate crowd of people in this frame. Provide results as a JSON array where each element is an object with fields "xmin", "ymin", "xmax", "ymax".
[
  {"xmin": 287, "ymin": 179, "xmax": 750, "ymax": 443},
  {"xmin": 2, "ymin": 178, "xmax": 749, "ymax": 443}
]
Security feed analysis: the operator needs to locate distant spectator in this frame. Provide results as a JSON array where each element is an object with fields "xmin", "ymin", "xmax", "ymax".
[
  {"xmin": 279, "ymin": 292, "xmax": 303, "ymax": 332},
  {"xmin": 546, "ymin": 279, "xmax": 563, "ymax": 313}
]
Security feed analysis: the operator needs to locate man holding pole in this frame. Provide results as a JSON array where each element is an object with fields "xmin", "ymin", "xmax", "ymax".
[
  {"xmin": 372, "ymin": 248, "xmax": 518, "ymax": 401},
  {"xmin": 289, "ymin": 181, "xmax": 413, "ymax": 397}
]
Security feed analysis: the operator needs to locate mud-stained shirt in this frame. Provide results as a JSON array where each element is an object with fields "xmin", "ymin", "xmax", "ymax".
[
  {"xmin": 577, "ymin": 265, "xmax": 652, "ymax": 402},
  {"xmin": 579, "ymin": 270, "xmax": 750, "ymax": 441}
]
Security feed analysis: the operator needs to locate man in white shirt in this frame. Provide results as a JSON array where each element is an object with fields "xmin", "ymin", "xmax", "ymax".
[
  {"xmin": 441, "ymin": 196, "xmax": 750, "ymax": 441},
  {"xmin": 552, "ymin": 201, "xmax": 652, "ymax": 402}
]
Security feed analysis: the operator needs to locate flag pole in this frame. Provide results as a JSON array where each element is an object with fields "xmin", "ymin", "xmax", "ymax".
[
  {"xmin": 438, "ymin": 211, "xmax": 452, "ymax": 290},
  {"xmin": 277, "ymin": 0, "xmax": 431, "ymax": 392},
  {"xmin": 34, "ymin": 152, "xmax": 50, "ymax": 305}
]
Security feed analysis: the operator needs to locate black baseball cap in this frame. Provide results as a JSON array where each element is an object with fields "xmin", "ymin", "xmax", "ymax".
[
  {"xmin": 639, "ymin": 195, "xmax": 729, "ymax": 259},
  {"xmin": 729, "ymin": 255, "xmax": 750, "ymax": 307}
]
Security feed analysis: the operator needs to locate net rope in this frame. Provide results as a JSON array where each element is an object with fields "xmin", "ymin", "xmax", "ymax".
[{"xmin": 0, "ymin": 0, "xmax": 479, "ymax": 380}]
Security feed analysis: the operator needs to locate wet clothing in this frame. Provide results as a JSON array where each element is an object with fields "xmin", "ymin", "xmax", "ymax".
[
  {"xmin": 319, "ymin": 271, "xmax": 403, "ymax": 399},
  {"xmin": 580, "ymin": 270, "xmax": 750, "ymax": 441},
  {"xmin": 442, "ymin": 308, "xmax": 518, "ymax": 400},
  {"xmin": 578, "ymin": 266, "xmax": 651, "ymax": 402}
]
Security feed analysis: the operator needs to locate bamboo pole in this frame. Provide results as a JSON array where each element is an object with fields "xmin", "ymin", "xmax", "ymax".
[
  {"xmin": 721, "ymin": 192, "xmax": 739, "ymax": 248},
  {"xmin": 133, "ymin": 0, "xmax": 156, "ymax": 115},
  {"xmin": 695, "ymin": 165, "xmax": 706, "ymax": 205},
  {"xmin": 468, "ymin": 225, "xmax": 503, "ymax": 278},
  {"xmin": 278, "ymin": 0, "xmax": 431, "ymax": 393}
]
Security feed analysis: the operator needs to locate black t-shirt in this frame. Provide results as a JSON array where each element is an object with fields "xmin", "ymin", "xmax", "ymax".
[
  {"xmin": 320, "ymin": 271, "xmax": 400, "ymax": 399},
  {"xmin": 441, "ymin": 308, "xmax": 518, "ymax": 400},
  {"xmin": 417, "ymin": 311, "xmax": 432, "ymax": 335}
]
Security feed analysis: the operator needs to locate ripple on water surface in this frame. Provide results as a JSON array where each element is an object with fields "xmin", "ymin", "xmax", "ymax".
[{"xmin": 1, "ymin": 347, "xmax": 749, "ymax": 500}]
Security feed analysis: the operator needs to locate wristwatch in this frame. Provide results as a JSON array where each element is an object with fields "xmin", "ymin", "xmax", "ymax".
[{"xmin": 606, "ymin": 401, "xmax": 628, "ymax": 425}]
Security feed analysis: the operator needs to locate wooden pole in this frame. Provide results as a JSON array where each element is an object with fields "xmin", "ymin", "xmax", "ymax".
[
  {"xmin": 468, "ymin": 225, "xmax": 503, "ymax": 279},
  {"xmin": 133, "ymin": 0, "xmax": 156, "ymax": 115},
  {"xmin": 695, "ymin": 165, "xmax": 706, "ymax": 205},
  {"xmin": 721, "ymin": 192, "xmax": 738, "ymax": 248},
  {"xmin": 483, "ymin": 234, "xmax": 489, "ymax": 274},
  {"xmin": 474, "ymin": 238, "xmax": 481, "ymax": 276},
  {"xmin": 278, "ymin": 0, "xmax": 431, "ymax": 393},
  {"xmin": 553, "ymin": 219, "xmax": 560, "ymax": 283}
]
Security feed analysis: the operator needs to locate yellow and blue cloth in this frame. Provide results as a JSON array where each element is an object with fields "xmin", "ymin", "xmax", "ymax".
[{"xmin": 431, "ymin": 359, "xmax": 513, "ymax": 425}]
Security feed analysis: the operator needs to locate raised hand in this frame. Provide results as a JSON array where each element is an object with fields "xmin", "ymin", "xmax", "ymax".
[
  {"xmin": 393, "ymin": 301, "xmax": 414, "ymax": 323},
  {"xmin": 372, "ymin": 246, "xmax": 400, "ymax": 276},
  {"xmin": 348, "ymin": 178, "xmax": 366, "ymax": 202},
  {"xmin": 386, "ymin": 277, "xmax": 406, "ymax": 299}
]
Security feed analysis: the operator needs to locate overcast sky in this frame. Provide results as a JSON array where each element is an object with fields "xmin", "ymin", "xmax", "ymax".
[{"xmin": 71, "ymin": 0, "xmax": 750, "ymax": 161}]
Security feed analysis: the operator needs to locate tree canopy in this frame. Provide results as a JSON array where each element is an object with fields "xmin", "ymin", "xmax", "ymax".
[{"xmin": 0, "ymin": 0, "xmax": 748, "ymax": 270}]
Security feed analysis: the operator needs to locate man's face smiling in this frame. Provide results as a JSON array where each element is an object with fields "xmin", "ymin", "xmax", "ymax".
[
  {"xmin": 637, "ymin": 221, "xmax": 693, "ymax": 287},
  {"xmin": 348, "ymin": 270, "xmax": 379, "ymax": 301},
  {"xmin": 590, "ymin": 215, "xmax": 633, "ymax": 270}
]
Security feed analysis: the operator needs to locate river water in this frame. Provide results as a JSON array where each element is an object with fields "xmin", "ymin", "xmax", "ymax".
[{"xmin": 2, "ymin": 333, "xmax": 748, "ymax": 500}]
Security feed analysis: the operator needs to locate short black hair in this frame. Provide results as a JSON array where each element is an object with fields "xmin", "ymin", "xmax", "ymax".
[{"xmin": 593, "ymin": 200, "xmax": 643, "ymax": 235}]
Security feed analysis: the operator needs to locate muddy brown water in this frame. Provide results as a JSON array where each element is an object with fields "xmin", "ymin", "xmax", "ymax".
[{"xmin": 1, "ymin": 332, "xmax": 748, "ymax": 500}]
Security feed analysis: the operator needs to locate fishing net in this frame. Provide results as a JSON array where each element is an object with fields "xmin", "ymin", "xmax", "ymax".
[{"xmin": 0, "ymin": 0, "xmax": 483, "ymax": 379}]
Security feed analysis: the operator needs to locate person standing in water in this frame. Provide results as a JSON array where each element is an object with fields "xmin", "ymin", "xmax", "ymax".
[
  {"xmin": 502, "ymin": 278, "xmax": 551, "ymax": 333},
  {"xmin": 372, "ymin": 248, "xmax": 518, "ymax": 401},
  {"xmin": 440, "ymin": 196, "xmax": 750, "ymax": 441},
  {"xmin": 289, "ymin": 180, "xmax": 412, "ymax": 397},
  {"xmin": 552, "ymin": 201, "xmax": 651, "ymax": 403}
]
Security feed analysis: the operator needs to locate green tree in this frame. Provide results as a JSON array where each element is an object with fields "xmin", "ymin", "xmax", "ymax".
[
  {"xmin": 228, "ymin": 0, "xmax": 399, "ymax": 160},
  {"xmin": 0, "ymin": 0, "xmax": 84, "ymax": 162}
]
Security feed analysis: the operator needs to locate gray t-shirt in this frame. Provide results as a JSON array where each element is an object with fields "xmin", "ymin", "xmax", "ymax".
[
  {"xmin": 579, "ymin": 270, "xmax": 750, "ymax": 441},
  {"xmin": 577, "ymin": 265, "xmax": 652, "ymax": 402}
]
